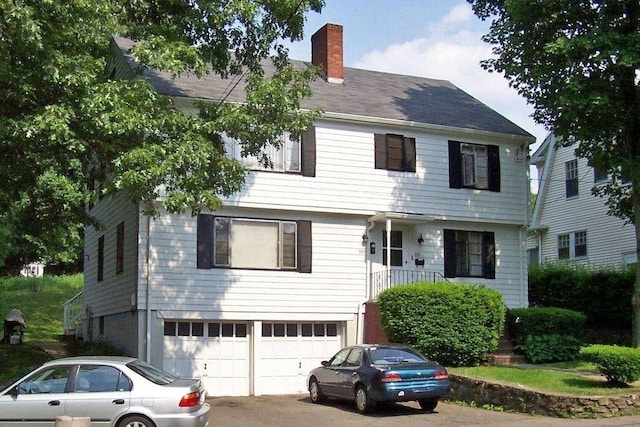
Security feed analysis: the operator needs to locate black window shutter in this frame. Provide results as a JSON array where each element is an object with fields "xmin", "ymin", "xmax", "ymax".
[
  {"xmin": 297, "ymin": 220, "xmax": 312, "ymax": 273},
  {"xmin": 482, "ymin": 232, "xmax": 496, "ymax": 279},
  {"xmin": 374, "ymin": 134, "xmax": 387, "ymax": 169},
  {"xmin": 488, "ymin": 145, "xmax": 501, "ymax": 192},
  {"xmin": 443, "ymin": 229, "xmax": 457, "ymax": 278},
  {"xmin": 197, "ymin": 214, "xmax": 214, "ymax": 269},
  {"xmin": 448, "ymin": 141, "xmax": 462, "ymax": 188},
  {"xmin": 404, "ymin": 137, "xmax": 416, "ymax": 172},
  {"xmin": 301, "ymin": 126, "xmax": 316, "ymax": 177}
]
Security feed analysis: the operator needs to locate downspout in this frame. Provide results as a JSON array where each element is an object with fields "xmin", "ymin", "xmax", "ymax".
[
  {"xmin": 521, "ymin": 143, "xmax": 531, "ymax": 308},
  {"xmin": 145, "ymin": 215, "xmax": 152, "ymax": 362}
]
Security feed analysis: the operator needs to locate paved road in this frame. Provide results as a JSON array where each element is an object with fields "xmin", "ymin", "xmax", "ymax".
[{"xmin": 207, "ymin": 395, "xmax": 640, "ymax": 426}]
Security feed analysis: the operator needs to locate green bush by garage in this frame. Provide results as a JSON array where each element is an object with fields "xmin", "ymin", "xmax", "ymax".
[{"xmin": 377, "ymin": 282, "xmax": 505, "ymax": 367}]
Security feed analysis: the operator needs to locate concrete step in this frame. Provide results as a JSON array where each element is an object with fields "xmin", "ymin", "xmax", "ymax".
[{"xmin": 486, "ymin": 353, "xmax": 528, "ymax": 365}]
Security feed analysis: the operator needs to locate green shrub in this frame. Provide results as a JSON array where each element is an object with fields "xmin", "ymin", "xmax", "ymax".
[
  {"xmin": 580, "ymin": 344, "xmax": 640, "ymax": 385},
  {"xmin": 529, "ymin": 263, "xmax": 634, "ymax": 330},
  {"xmin": 516, "ymin": 334, "xmax": 583, "ymax": 364},
  {"xmin": 377, "ymin": 282, "xmax": 505, "ymax": 367},
  {"xmin": 507, "ymin": 307, "xmax": 586, "ymax": 363}
]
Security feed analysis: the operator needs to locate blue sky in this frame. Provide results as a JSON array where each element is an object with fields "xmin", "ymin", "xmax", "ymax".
[{"xmin": 285, "ymin": 0, "xmax": 549, "ymax": 191}]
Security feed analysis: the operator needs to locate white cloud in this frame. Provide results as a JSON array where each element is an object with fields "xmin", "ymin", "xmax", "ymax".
[
  {"xmin": 353, "ymin": 6, "xmax": 548, "ymax": 192},
  {"xmin": 441, "ymin": 4, "xmax": 474, "ymax": 25}
]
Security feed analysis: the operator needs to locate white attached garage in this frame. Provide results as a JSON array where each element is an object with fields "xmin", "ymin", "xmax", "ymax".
[{"xmin": 162, "ymin": 320, "xmax": 343, "ymax": 396}]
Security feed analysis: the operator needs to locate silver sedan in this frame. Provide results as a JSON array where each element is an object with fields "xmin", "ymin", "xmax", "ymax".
[{"xmin": 0, "ymin": 356, "xmax": 210, "ymax": 427}]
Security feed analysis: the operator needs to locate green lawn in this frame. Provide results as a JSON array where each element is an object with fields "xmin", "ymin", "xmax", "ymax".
[
  {"xmin": 450, "ymin": 363, "xmax": 640, "ymax": 396},
  {"xmin": 0, "ymin": 274, "xmax": 83, "ymax": 386}
]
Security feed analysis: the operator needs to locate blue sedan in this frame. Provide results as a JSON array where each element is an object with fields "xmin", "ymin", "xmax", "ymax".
[{"xmin": 307, "ymin": 344, "xmax": 450, "ymax": 414}]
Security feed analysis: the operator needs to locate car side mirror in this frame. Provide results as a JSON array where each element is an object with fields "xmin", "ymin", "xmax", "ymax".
[
  {"xmin": 321, "ymin": 361, "xmax": 329, "ymax": 367},
  {"xmin": 8, "ymin": 385, "xmax": 19, "ymax": 396}
]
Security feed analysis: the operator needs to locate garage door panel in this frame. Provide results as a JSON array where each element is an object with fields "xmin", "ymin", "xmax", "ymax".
[
  {"xmin": 164, "ymin": 321, "xmax": 249, "ymax": 397},
  {"xmin": 259, "ymin": 322, "xmax": 342, "ymax": 395}
]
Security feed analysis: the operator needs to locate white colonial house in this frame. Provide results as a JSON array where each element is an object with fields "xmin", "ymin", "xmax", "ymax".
[
  {"xmin": 528, "ymin": 133, "xmax": 636, "ymax": 267},
  {"xmin": 81, "ymin": 24, "xmax": 534, "ymax": 396}
]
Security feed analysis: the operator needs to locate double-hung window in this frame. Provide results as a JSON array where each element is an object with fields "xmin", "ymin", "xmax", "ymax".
[
  {"xmin": 225, "ymin": 133, "xmax": 300, "ymax": 172},
  {"xmin": 374, "ymin": 134, "xmax": 416, "ymax": 172},
  {"xmin": 214, "ymin": 218, "xmax": 297, "ymax": 269},
  {"xmin": 448, "ymin": 141, "xmax": 500, "ymax": 191},
  {"xmin": 197, "ymin": 214, "xmax": 312, "ymax": 273},
  {"xmin": 461, "ymin": 143, "xmax": 488, "ymax": 188},
  {"xmin": 223, "ymin": 127, "xmax": 316, "ymax": 176},
  {"xmin": 558, "ymin": 231, "xmax": 587, "ymax": 259},
  {"xmin": 565, "ymin": 159, "xmax": 579, "ymax": 197},
  {"xmin": 444, "ymin": 229, "xmax": 495, "ymax": 279}
]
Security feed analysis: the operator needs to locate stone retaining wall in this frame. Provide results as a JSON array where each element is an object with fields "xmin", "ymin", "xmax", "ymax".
[{"xmin": 446, "ymin": 374, "xmax": 640, "ymax": 418}]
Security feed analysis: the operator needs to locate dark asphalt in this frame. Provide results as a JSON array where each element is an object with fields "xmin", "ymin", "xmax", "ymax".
[{"xmin": 206, "ymin": 394, "xmax": 640, "ymax": 426}]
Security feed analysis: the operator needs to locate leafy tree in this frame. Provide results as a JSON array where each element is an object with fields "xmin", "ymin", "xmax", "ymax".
[
  {"xmin": 0, "ymin": 0, "xmax": 323, "ymax": 274},
  {"xmin": 467, "ymin": 0, "xmax": 640, "ymax": 345}
]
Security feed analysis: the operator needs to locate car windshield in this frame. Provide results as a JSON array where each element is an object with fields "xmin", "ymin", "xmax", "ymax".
[
  {"xmin": 369, "ymin": 347, "xmax": 427, "ymax": 365},
  {"xmin": 127, "ymin": 360, "xmax": 177, "ymax": 385}
]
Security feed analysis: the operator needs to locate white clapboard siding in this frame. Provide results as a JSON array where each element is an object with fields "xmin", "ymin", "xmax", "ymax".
[
  {"xmin": 83, "ymin": 191, "xmax": 140, "ymax": 317},
  {"xmin": 225, "ymin": 120, "xmax": 529, "ymax": 225},
  {"xmin": 537, "ymin": 144, "xmax": 635, "ymax": 266},
  {"xmin": 141, "ymin": 211, "xmax": 368, "ymax": 317}
]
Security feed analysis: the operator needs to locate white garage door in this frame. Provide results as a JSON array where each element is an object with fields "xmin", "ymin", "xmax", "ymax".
[
  {"xmin": 163, "ymin": 321, "xmax": 249, "ymax": 396},
  {"xmin": 258, "ymin": 322, "xmax": 342, "ymax": 395}
]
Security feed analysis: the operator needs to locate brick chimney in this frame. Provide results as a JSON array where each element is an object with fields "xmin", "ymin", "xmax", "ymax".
[{"xmin": 311, "ymin": 23, "xmax": 344, "ymax": 83}]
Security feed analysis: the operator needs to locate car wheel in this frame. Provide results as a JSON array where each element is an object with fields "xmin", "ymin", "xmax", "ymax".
[
  {"xmin": 418, "ymin": 398, "xmax": 439, "ymax": 412},
  {"xmin": 309, "ymin": 378, "xmax": 327, "ymax": 404},
  {"xmin": 354, "ymin": 385, "xmax": 375, "ymax": 414},
  {"xmin": 117, "ymin": 415, "xmax": 156, "ymax": 427}
]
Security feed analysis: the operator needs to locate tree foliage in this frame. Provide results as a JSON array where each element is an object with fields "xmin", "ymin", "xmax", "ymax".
[
  {"xmin": 0, "ymin": 0, "xmax": 324, "ymax": 274},
  {"xmin": 467, "ymin": 0, "xmax": 640, "ymax": 345}
]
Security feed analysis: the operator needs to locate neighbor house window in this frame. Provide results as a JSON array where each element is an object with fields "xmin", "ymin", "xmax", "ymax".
[
  {"xmin": 565, "ymin": 159, "xmax": 578, "ymax": 197},
  {"xmin": 97, "ymin": 236, "xmax": 104, "ymax": 282},
  {"xmin": 197, "ymin": 215, "xmax": 312, "ymax": 273},
  {"xmin": 444, "ymin": 229, "xmax": 495, "ymax": 279},
  {"xmin": 558, "ymin": 234, "xmax": 570, "ymax": 259},
  {"xmin": 575, "ymin": 231, "xmax": 587, "ymax": 257},
  {"xmin": 382, "ymin": 230, "xmax": 403, "ymax": 266},
  {"xmin": 448, "ymin": 141, "xmax": 500, "ymax": 191},
  {"xmin": 594, "ymin": 167, "xmax": 608, "ymax": 184},
  {"xmin": 116, "ymin": 222, "xmax": 124, "ymax": 274},
  {"xmin": 558, "ymin": 231, "xmax": 586, "ymax": 259},
  {"xmin": 374, "ymin": 133, "xmax": 416, "ymax": 172}
]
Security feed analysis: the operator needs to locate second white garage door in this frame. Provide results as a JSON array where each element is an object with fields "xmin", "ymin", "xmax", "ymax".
[{"xmin": 257, "ymin": 322, "xmax": 342, "ymax": 395}]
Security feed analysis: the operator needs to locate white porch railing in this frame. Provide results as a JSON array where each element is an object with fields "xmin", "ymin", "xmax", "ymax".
[
  {"xmin": 63, "ymin": 291, "xmax": 84, "ymax": 336},
  {"xmin": 370, "ymin": 270, "xmax": 447, "ymax": 301}
]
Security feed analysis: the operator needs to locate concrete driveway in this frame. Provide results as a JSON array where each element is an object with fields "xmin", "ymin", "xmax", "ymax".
[{"xmin": 207, "ymin": 395, "xmax": 640, "ymax": 426}]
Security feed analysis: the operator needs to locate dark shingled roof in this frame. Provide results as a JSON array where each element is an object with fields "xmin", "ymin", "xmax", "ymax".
[{"xmin": 113, "ymin": 37, "xmax": 532, "ymax": 139}]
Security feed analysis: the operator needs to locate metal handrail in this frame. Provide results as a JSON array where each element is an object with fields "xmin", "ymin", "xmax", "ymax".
[{"xmin": 370, "ymin": 270, "xmax": 447, "ymax": 301}]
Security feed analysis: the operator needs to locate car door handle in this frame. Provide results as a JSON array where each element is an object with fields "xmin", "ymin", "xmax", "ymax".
[
  {"xmin": 48, "ymin": 400, "xmax": 61, "ymax": 406},
  {"xmin": 113, "ymin": 399, "xmax": 125, "ymax": 405}
]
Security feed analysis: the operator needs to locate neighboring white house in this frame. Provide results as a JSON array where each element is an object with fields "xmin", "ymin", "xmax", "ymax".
[
  {"xmin": 82, "ymin": 23, "xmax": 534, "ymax": 396},
  {"xmin": 528, "ymin": 133, "xmax": 636, "ymax": 267}
]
